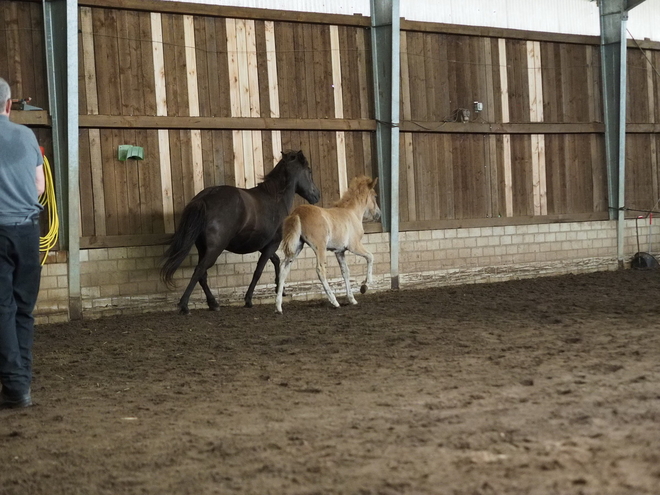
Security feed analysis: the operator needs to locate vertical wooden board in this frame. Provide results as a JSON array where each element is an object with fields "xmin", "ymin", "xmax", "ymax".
[
  {"xmin": 591, "ymin": 134, "xmax": 607, "ymax": 213},
  {"xmin": 397, "ymin": 133, "xmax": 409, "ymax": 223},
  {"xmin": 16, "ymin": 3, "xmax": 35, "ymax": 103},
  {"xmin": 509, "ymin": 134, "xmax": 532, "ymax": 216},
  {"xmin": 486, "ymin": 134, "xmax": 499, "ymax": 217},
  {"xmin": 540, "ymin": 42, "xmax": 559, "ymax": 122},
  {"xmin": 292, "ymin": 22, "xmax": 310, "ymax": 119},
  {"xmin": 544, "ymin": 134, "xmax": 561, "ymax": 214},
  {"xmin": 118, "ymin": 10, "xmax": 144, "ymax": 116},
  {"xmin": 469, "ymin": 36, "xmax": 484, "ymax": 115},
  {"xmin": 338, "ymin": 26, "xmax": 358, "ymax": 119},
  {"xmin": 313, "ymin": 25, "xmax": 334, "ymax": 119},
  {"xmin": 254, "ymin": 20, "xmax": 271, "ymax": 118},
  {"xmin": 264, "ymin": 20, "xmax": 280, "ymax": 119},
  {"xmin": 506, "ymin": 40, "xmax": 528, "ymax": 123},
  {"xmin": 133, "ymin": 129, "xmax": 152, "ymax": 234},
  {"xmin": 4, "ymin": 4, "xmax": 22, "ymax": 96},
  {"xmin": 142, "ymin": 130, "xmax": 164, "ymax": 234},
  {"xmin": 78, "ymin": 129, "xmax": 95, "ymax": 236},
  {"xmin": 122, "ymin": 129, "xmax": 141, "ymax": 234},
  {"xmin": 434, "ymin": 34, "xmax": 451, "ymax": 121},
  {"xmin": 274, "ymin": 22, "xmax": 294, "ymax": 119},
  {"xmin": 99, "ymin": 129, "xmax": 119, "ymax": 235},
  {"xmin": 406, "ymin": 32, "xmax": 428, "ymax": 121},
  {"xmin": 208, "ymin": 17, "xmax": 231, "ymax": 118},
  {"xmin": 160, "ymin": 14, "xmax": 186, "ymax": 116},
  {"xmin": 235, "ymin": 19, "xmax": 251, "ymax": 117},
  {"xmin": 219, "ymin": 130, "xmax": 235, "ymax": 187},
  {"xmin": 564, "ymin": 134, "xmax": 578, "ymax": 213},
  {"xmin": 423, "ymin": 33, "xmax": 438, "ymax": 121},
  {"xmin": 193, "ymin": 17, "xmax": 210, "ymax": 117},
  {"xmin": 497, "ymin": 38, "xmax": 509, "ymax": 124},
  {"xmin": 403, "ymin": 133, "xmax": 416, "ymax": 221},
  {"xmin": 226, "ymin": 18, "xmax": 242, "ymax": 118},
  {"xmin": 400, "ymin": 31, "xmax": 412, "ymax": 122},
  {"xmin": 91, "ymin": 8, "xmax": 119, "ymax": 116},
  {"xmin": 137, "ymin": 12, "xmax": 157, "ymax": 117},
  {"xmin": 355, "ymin": 25, "xmax": 373, "ymax": 119},
  {"xmin": 110, "ymin": 129, "xmax": 130, "ymax": 235},
  {"xmin": 571, "ymin": 44, "xmax": 589, "ymax": 123},
  {"xmin": 78, "ymin": 9, "xmax": 91, "ymax": 115},
  {"xmin": 481, "ymin": 38, "xmax": 496, "ymax": 124},
  {"xmin": 626, "ymin": 49, "xmax": 646, "ymax": 123},
  {"xmin": 28, "ymin": 3, "xmax": 48, "ymax": 111},
  {"xmin": 261, "ymin": 131, "xmax": 275, "ymax": 175},
  {"xmin": 318, "ymin": 131, "xmax": 339, "ymax": 204},
  {"xmin": 168, "ymin": 129, "xmax": 185, "ymax": 225},
  {"xmin": 179, "ymin": 130, "xmax": 197, "ymax": 202},
  {"xmin": 200, "ymin": 129, "xmax": 215, "ymax": 188}
]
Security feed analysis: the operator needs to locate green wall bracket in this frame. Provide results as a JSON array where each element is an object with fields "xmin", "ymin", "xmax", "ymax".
[{"xmin": 118, "ymin": 145, "xmax": 144, "ymax": 161}]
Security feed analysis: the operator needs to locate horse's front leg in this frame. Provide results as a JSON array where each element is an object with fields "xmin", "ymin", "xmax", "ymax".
[
  {"xmin": 349, "ymin": 240, "xmax": 374, "ymax": 294},
  {"xmin": 335, "ymin": 251, "xmax": 357, "ymax": 305},
  {"xmin": 269, "ymin": 252, "xmax": 285, "ymax": 296},
  {"xmin": 244, "ymin": 243, "xmax": 278, "ymax": 308}
]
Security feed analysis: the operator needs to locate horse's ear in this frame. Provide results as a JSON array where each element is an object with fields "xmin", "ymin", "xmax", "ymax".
[
  {"xmin": 371, "ymin": 177, "xmax": 378, "ymax": 189},
  {"xmin": 296, "ymin": 150, "xmax": 305, "ymax": 162}
]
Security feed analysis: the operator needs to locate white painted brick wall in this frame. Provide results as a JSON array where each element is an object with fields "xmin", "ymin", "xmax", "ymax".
[{"xmin": 33, "ymin": 219, "xmax": 660, "ymax": 320}]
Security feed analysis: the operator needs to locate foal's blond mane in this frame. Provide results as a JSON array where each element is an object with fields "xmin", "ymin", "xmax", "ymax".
[{"xmin": 334, "ymin": 175, "xmax": 373, "ymax": 209}]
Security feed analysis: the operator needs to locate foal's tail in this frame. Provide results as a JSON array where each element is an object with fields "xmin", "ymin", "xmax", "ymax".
[
  {"xmin": 282, "ymin": 213, "xmax": 302, "ymax": 259},
  {"xmin": 161, "ymin": 200, "xmax": 207, "ymax": 288}
]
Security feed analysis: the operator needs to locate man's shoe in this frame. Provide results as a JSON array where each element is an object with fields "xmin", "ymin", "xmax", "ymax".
[{"xmin": 0, "ymin": 392, "xmax": 33, "ymax": 410}]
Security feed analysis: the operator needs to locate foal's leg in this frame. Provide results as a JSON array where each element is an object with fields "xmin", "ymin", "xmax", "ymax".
[
  {"xmin": 348, "ymin": 240, "xmax": 375, "ymax": 294},
  {"xmin": 244, "ymin": 242, "xmax": 279, "ymax": 308},
  {"xmin": 335, "ymin": 251, "xmax": 357, "ymax": 305},
  {"xmin": 196, "ymin": 240, "xmax": 220, "ymax": 311},
  {"xmin": 313, "ymin": 246, "xmax": 340, "ymax": 308},
  {"xmin": 275, "ymin": 245, "xmax": 303, "ymax": 314}
]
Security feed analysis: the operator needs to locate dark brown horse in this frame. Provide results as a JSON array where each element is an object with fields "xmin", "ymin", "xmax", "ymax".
[{"xmin": 161, "ymin": 150, "xmax": 320, "ymax": 314}]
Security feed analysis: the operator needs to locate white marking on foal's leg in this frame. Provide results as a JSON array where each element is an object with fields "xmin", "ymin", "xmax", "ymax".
[
  {"xmin": 275, "ymin": 258, "xmax": 294, "ymax": 314},
  {"xmin": 335, "ymin": 251, "xmax": 357, "ymax": 305}
]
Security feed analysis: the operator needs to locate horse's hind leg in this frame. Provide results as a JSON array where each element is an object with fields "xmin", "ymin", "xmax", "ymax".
[
  {"xmin": 178, "ymin": 247, "xmax": 224, "ymax": 315},
  {"xmin": 196, "ymin": 240, "xmax": 220, "ymax": 311},
  {"xmin": 335, "ymin": 251, "xmax": 357, "ymax": 305},
  {"xmin": 244, "ymin": 242, "xmax": 279, "ymax": 308}
]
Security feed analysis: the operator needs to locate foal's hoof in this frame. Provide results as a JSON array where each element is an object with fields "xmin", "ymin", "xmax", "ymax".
[{"xmin": 360, "ymin": 284, "xmax": 368, "ymax": 294}]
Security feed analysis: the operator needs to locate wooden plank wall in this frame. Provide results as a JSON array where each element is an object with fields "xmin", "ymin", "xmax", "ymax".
[
  {"xmin": 76, "ymin": 4, "xmax": 374, "ymax": 246},
  {"xmin": 4, "ymin": 0, "xmax": 660, "ymax": 249},
  {"xmin": 398, "ymin": 28, "xmax": 617, "ymax": 228}
]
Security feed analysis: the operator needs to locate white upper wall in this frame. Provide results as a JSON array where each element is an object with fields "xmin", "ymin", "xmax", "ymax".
[{"xmin": 162, "ymin": 0, "xmax": 660, "ymax": 41}]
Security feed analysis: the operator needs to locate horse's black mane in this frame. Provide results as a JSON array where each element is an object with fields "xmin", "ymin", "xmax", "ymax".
[{"xmin": 256, "ymin": 150, "xmax": 302, "ymax": 196}]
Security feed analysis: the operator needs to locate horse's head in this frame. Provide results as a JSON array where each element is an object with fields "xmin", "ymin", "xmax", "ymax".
[
  {"xmin": 363, "ymin": 177, "xmax": 381, "ymax": 222},
  {"xmin": 286, "ymin": 150, "xmax": 320, "ymax": 205}
]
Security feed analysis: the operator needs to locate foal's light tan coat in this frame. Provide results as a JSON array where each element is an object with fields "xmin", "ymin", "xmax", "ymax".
[{"xmin": 275, "ymin": 176, "xmax": 380, "ymax": 314}]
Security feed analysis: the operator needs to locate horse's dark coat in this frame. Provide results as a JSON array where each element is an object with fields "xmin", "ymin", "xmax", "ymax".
[{"xmin": 161, "ymin": 150, "xmax": 320, "ymax": 314}]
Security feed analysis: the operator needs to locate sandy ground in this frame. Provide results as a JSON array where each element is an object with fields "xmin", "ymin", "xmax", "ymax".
[{"xmin": 2, "ymin": 269, "xmax": 660, "ymax": 495}]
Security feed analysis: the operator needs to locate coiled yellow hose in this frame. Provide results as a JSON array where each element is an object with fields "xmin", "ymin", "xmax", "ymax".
[{"xmin": 39, "ymin": 154, "xmax": 59, "ymax": 265}]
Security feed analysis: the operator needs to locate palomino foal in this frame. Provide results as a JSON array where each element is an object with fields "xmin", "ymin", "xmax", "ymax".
[{"xmin": 275, "ymin": 176, "xmax": 380, "ymax": 314}]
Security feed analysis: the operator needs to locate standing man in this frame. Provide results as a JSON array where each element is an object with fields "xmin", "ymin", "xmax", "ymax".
[{"xmin": 0, "ymin": 77, "xmax": 45, "ymax": 410}]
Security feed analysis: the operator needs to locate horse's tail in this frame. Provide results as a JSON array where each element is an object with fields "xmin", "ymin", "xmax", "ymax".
[
  {"xmin": 161, "ymin": 200, "xmax": 207, "ymax": 288},
  {"xmin": 282, "ymin": 213, "xmax": 302, "ymax": 259}
]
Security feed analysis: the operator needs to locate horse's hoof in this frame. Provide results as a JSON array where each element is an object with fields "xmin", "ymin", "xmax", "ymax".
[
  {"xmin": 178, "ymin": 307, "xmax": 190, "ymax": 316},
  {"xmin": 349, "ymin": 300, "xmax": 358, "ymax": 306},
  {"xmin": 244, "ymin": 301, "xmax": 253, "ymax": 308},
  {"xmin": 209, "ymin": 305, "xmax": 220, "ymax": 312},
  {"xmin": 360, "ymin": 284, "xmax": 368, "ymax": 294}
]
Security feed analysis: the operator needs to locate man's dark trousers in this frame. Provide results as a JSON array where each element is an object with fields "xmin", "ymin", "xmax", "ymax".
[{"xmin": 0, "ymin": 219, "xmax": 41, "ymax": 397}]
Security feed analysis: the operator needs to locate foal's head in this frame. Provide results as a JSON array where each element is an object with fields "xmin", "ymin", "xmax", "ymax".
[{"xmin": 338, "ymin": 175, "xmax": 381, "ymax": 222}]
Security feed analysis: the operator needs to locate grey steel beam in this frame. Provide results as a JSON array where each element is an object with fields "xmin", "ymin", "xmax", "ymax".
[
  {"xmin": 599, "ymin": 0, "xmax": 645, "ymax": 268},
  {"xmin": 371, "ymin": 0, "xmax": 400, "ymax": 289},
  {"xmin": 43, "ymin": 0, "xmax": 81, "ymax": 319}
]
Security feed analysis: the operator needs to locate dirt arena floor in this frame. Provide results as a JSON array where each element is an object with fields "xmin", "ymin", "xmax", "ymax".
[{"xmin": 2, "ymin": 268, "xmax": 660, "ymax": 495}]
